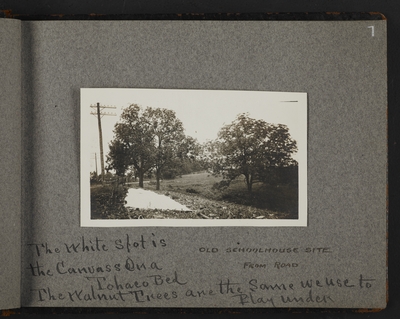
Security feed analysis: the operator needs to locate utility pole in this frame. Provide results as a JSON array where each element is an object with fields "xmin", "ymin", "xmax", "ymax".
[
  {"xmin": 95, "ymin": 152, "xmax": 98, "ymax": 176},
  {"xmin": 90, "ymin": 103, "xmax": 116, "ymax": 183}
]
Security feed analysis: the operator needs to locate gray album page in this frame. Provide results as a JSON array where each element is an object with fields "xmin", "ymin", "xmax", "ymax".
[
  {"xmin": 21, "ymin": 20, "xmax": 387, "ymax": 308},
  {"xmin": 0, "ymin": 19, "xmax": 22, "ymax": 310}
]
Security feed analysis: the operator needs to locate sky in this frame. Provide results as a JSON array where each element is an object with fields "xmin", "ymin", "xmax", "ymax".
[{"xmin": 81, "ymin": 88, "xmax": 307, "ymax": 172}]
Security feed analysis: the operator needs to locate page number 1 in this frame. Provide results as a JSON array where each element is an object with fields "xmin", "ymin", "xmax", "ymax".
[{"xmin": 368, "ymin": 26, "xmax": 375, "ymax": 37}]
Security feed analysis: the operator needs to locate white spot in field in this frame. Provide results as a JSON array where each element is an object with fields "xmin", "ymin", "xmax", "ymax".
[{"xmin": 125, "ymin": 188, "xmax": 191, "ymax": 211}]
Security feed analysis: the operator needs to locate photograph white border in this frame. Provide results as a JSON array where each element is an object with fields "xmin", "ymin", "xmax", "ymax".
[{"xmin": 80, "ymin": 88, "xmax": 307, "ymax": 227}]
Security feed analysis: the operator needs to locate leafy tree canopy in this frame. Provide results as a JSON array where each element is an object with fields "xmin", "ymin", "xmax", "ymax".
[
  {"xmin": 213, "ymin": 113, "xmax": 297, "ymax": 191},
  {"xmin": 106, "ymin": 104, "xmax": 187, "ymax": 189}
]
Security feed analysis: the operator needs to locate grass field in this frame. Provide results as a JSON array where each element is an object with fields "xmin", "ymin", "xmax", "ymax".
[
  {"xmin": 91, "ymin": 171, "xmax": 298, "ymax": 220},
  {"xmin": 136, "ymin": 172, "xmax": 298, "ymax": 219}
]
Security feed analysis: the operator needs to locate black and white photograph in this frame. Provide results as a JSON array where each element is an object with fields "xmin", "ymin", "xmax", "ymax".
[{"xmin": 81, "ymin": 88, "xmax": 307, "ymax": 226}]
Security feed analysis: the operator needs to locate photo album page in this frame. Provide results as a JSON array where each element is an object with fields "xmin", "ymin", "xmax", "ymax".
[{"xmin": 0, "ymin": 18, "xmax": 387, "ymax": 309}]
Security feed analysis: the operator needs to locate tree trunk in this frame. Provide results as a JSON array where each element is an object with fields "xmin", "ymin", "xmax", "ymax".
[
  {"xmin": 245, "ymin": 173, "xmax": 252, "ymax": 192},
  {"xmin": 156, "ymin": 168, "xmax": 161, "ymax": 190},
  {"xmin": 138, "ymin": 170, "xmax": 144, "ymax": 188}
]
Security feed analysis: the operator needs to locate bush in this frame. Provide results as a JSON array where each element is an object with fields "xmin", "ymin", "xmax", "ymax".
[
  {"xmin": 212, "ymin": 180, "xmax": 231, "ymax": 191},
  {"xmin": 260, "ymin": 166, "xmax": 298, "ymax": 186},
  {"xmin": 162, "ymin": 168, "xmax": 181, "ymax": 180},
  {"xmin": 91, "ymin": 184, "xmax": 128, "ymax": 218}
]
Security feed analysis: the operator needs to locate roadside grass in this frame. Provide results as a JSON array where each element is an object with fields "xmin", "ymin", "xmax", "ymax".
[
  {"xmin": 139, "ymin": 171, "xmax": 298, "ymax": 219},
  {"xmin": 91, "ymin": 171, "xmax": 298, "ymax": 220},
  {"xmin": 124, "ymin": 189, "xmax": 290, "ymax": 220},
  {"xmin": 147, "ymin": 172, "xmax": 221, "ymax": 199}
]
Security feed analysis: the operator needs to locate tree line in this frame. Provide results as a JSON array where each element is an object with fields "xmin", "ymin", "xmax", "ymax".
[{"xmin": 104, "ymin": 103, "xmax": 298, "ymax": 192}]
